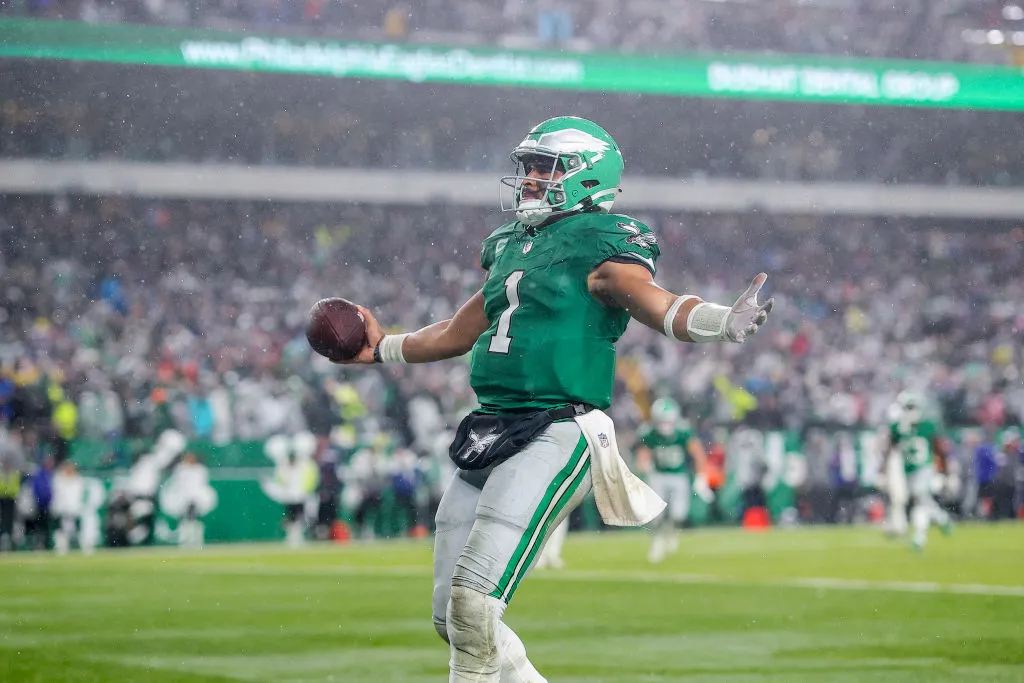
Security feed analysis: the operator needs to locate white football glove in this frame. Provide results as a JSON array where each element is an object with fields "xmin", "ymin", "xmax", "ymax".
[
  {"xmin": 725, "ymin": 273, "xmax": 774, "ymax": 343},
  {"xmin": 694, "ymin": 473, "xmax": 715, "ymax": 503},
  {"xmin": 683, "ymin": 273, "xmax": 775, "ymax": 344}
]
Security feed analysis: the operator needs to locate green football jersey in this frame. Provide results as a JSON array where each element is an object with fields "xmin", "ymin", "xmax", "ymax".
[
  {"xmin": 469, "ymin": 211, "xmax": 660, "ymax": 413},
  {"xmin": 639, "ymin": 427, "xmax": 695, "ymax": 475},
  {"xmin": 889, "ymin": 419, "xmax": 939, "ymax": 473}
]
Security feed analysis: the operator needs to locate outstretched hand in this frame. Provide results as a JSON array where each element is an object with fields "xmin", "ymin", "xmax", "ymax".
[
  {"xmin": 332, "ymin": 305, "xmax": 385, "ymax": 364},
  {"xmin": 725, "ymin": 273, "xmax": 774, "ymax": 343}
]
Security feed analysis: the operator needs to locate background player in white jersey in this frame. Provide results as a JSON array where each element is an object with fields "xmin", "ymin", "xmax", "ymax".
[
  {"xmin": 158, "ymin": 451, "xmax": 218, "ymax": 548},
  {"xmin": 635, "ymin": 397, "xmax": 711, "ymax": 563},
  {"xmin": 51, "ymin": 461, "xmax": 105, "ymax": 555},
  {"xmin": 336, "ymin": 116, "xmax": 773, "ymax": 682},
  {"xmin": 880, "ymin": 399, "xmax": 910, "ymax": 538},
  {"xmin": 882, "ymin": 391, "xmax": 953, "ymax": 551}
]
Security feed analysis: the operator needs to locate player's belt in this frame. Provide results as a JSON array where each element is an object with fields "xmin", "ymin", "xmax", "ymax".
[
  {"xmin": 449, "ymin": 403, "xmax": 594, "ymax": 471},
  {"xmin": 544, "ymin": 402, "xmax": 595, "ymax": 421}
]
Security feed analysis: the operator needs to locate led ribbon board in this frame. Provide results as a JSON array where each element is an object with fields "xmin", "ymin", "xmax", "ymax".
[{"xmin": 3, "ymin": 18, "xmax": 1024, "ymax": 110}]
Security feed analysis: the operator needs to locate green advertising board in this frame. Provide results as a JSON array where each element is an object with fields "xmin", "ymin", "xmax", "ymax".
[{"xmin": 2, "ymin": 18, "xmax": 1024, "ymax": 110}]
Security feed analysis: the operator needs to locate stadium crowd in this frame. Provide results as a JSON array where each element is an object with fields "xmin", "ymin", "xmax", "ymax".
[
  {"xmin": 1, "ymin": 193, "xmax": 1022, "ymax": 548},
  {"xmin": 3, "ymin": 61, "xmax": 1024, "ymax": 188},
  {"xmin": 1, "ymin": 0, "xmax": 1016, "ymax": 64},
  {"xmin": 1, "ymin": 193, "xmax": 1021, "ymax": 438}
]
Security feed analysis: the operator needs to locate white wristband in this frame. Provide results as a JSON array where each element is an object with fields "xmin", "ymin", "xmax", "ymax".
[
  {"xmin": 686, "ymin": 302, "xmax": 730, "ymax": 343},
  {"xmin": 378, "ymin": 333, "xmax": 410, "ymax": 363},
  {"xmin": 663, "ymin": 295, "xmax": 698, "ymax": 341}
]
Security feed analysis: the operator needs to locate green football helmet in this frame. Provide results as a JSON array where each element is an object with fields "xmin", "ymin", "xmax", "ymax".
[
  {"xmin": 651, "ymin": 397, "xmax": 680, "ymax": 422},
  {"xmin": 651, "ymin": 397, "xmax": 681, "ymax": 435},
  {"xmin": 500, "ymin": 116, "xmax": 624, "ymax": 226}
]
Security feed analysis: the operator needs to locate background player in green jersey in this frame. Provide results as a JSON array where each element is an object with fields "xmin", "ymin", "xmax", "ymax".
[
  {"xmin": 883, "ymin": 391, "xmax": 953, "ymax": 551},
  {"xmin": 635, "ymin": 397, "xmax": 711, "ymax": 563},
  {"xmin": 337, "ymin": 116, "xmax": 774, "ymax": 682}
]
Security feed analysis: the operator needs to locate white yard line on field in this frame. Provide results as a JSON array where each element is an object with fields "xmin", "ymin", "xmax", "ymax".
[
  {"xmin": 542, "ymin": 569, "xmax": 1024, "ymax": 598},
  {"xmin": 176, "ymin": 564, "xmax": 1024, "ymax": 598}
]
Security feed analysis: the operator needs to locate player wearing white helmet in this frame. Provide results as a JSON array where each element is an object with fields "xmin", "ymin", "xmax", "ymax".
[
  {"xmin": 334, "ymin": 116, "xmax": 774, "ymax": 682},
  {"xmin": 883, "ymin": 391, "xmax": 953, "ymax": 551},
  {"xmin": 635, "ymin": 397, "xmax": 711, "ymax": 563}
]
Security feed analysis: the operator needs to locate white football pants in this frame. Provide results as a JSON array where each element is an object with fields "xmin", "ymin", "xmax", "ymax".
[{"xmin": 433, "ymin": 421, "xmax": 592, "ymax": 683}]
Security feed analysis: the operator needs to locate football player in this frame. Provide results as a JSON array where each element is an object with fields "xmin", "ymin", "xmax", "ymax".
[
  {"xmin": 636, "ymin": 397, "xmax": 711, "ymax": 563},
  {"xmin": 335, "ymin": 117, "xmax": 773, "ymax": 682},
  {"xmin": 883, "ymin": 391, "xmax": 953, "ymax": 551}
]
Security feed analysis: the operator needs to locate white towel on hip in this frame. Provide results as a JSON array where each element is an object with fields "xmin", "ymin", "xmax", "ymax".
[{"xmin": 574, "ymin": 409, "xmax": 666, "ymax": 527}]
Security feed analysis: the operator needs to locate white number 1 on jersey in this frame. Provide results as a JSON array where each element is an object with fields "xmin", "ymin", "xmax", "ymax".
[{"xmin": 488, "ymin": 270, "xmax": 525, "ymax": 354}]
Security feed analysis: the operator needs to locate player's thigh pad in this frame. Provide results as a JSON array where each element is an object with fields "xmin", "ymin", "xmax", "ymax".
[
  {"xmin": 649, "ymin": 472, "xmax": 690, "ymax": 522},
  {"xmin": 454, "ymin": 421, "xmax": 592, "ymax": 604},
  {"xmin": 887, "ymin": 456, "xmax": 909, "ymax": 503},
  {"xmin": 908, "ymin": 467, "xmax": 933, "ymax": 502}
]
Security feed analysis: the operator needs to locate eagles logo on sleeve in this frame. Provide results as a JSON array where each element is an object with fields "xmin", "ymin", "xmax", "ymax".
[{"xmin": 617, "ymin": 221, "xmax": 659, "ymax": 250}]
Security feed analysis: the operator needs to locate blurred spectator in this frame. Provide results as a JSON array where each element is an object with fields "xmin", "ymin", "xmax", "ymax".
[
  {"xmin": 314, "ymin": 438, "xmax": 342, "ymax": 540},
  {"xmin": 342, "ymin": 436, "xmax": 391, "ymax": 539},
  {"xmin": 0, "ymin": 429, "xmax": 26, "ymax": 551},
  {"xmin": 261, "ymin": 433, "xmax": 320, "ymax": 546},
  {"xmin": 0, "ymin": 373, "xmax": 15, "ymax": 423},
  {"xmin": 50, "ymin": 387, "xmax": 77, "ymax": 464},
  {"xmin": 389, "ymin": 445, "xmax": 425, "ymax": 536},
  {"xmin": 103, "ymin": 486, "xmax": 133, "ymax": 548},
  {"xmin": 972, "ymin": 430, "xmax": 1000, "ymax": 518},
  {"xmin": 995, "ymin": 427, "xmax": 1022, "ymax": 519},
  {"xmin": 829, "ymin": 431, "xmax": 860, "ymax": 524},
  {"xmin": 23, "ymin": 454, "xmax": 55, "ymax": 550},
  {"xmin": 537, "ymin": 2, "xmax": 572, "ymax": 46},
  {"xmin": 382, "ymin": 4, "xmax": 409, "ymax": 40},
  {"xmin": 158, "ymin": 450, "xmax": 218, "ymax": 547},
  {"xmin": 51, "ymin": 459, "xmax": 82, "ymax": 554}
]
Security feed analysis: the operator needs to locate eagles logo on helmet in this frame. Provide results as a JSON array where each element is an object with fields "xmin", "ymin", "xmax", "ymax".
[{"xmin": 500, "ymin": 116, "xmax": 624, "ymax": 226}]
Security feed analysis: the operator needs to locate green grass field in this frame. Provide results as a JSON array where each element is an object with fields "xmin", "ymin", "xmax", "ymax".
[{"xmin": 2, "ymin": 524, "xmax": 1023, "ymax": 683}]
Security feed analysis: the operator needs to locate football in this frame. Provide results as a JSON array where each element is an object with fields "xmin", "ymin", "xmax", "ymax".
[{"xmin": 305, "ymin": 297, "xmax": 368, "ymax": 362}]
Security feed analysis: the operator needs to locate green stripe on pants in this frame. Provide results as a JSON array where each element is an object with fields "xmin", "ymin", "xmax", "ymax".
[
  {"xmin": 506, "ymin": 456, "xmax": 590, "ymax": 601},
  {"xmin": 490, "ymin": 435, "xmax": 589, "ymax": 603}
]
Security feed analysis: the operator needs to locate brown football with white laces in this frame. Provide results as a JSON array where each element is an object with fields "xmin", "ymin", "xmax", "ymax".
[{"xmin": 305, "ymin": 297, "xmax": 367, "ymax": 362}]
